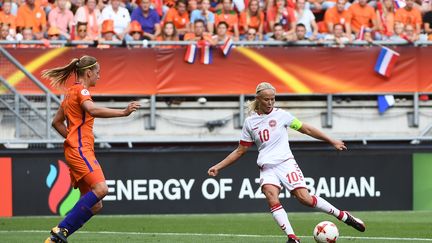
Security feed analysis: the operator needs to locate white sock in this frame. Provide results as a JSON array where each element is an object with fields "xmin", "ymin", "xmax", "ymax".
[
  {"xmin": 270, "ymin": 203, "xmax": 295, "ymax": 236},
  {"xmin": 312, "ymin": 195, "xmax": 348, "ymax": 221}
]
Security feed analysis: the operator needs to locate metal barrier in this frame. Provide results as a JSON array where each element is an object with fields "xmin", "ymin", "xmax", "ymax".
[
  {"xmin": 0, "ymin": 47, "xmax": 61, "ymax": 143},
  {"xmin": 1, "ymin": 39, "xmax": 432, "ymax": 47}
]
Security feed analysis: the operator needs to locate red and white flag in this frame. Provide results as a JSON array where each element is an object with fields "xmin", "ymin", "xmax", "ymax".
[
  {"xmin": 221, "ymin": 37, "xmax": 234, "ymax": 56},
  {"xmin": 200, "ymin": 45, "xmax": 212, "ymax": 64},
  {"xmin": 374, "ymin": 46, "xmax": 400, "ymax": 78},
  {"xmin": 184, "ymin": 44, "xmax": 197, "ymax": 64}
]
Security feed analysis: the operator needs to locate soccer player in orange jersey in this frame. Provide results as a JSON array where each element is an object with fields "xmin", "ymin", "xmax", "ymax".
[{"xmin": 42, "ymin": 55, "xmax": 140, "ymax": 243}]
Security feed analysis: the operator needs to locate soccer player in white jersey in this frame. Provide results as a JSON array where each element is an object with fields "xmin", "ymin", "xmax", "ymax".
[{"xmin": 208, "ymin": 82, "xmax": 366, "ymax": 243}]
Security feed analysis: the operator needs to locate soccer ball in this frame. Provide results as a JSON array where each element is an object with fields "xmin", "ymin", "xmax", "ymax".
[{"xmin": 313, "ymin": 221, "xmax": 339, "ymax": 243}]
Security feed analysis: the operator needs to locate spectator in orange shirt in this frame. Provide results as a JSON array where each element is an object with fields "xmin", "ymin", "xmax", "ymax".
[
  {"xmin": 324, "ymin": 0, "xmax": 351, "ymax": 35},
  {"xmin": 376, "ymin": 0, "xmax": 395, "ymax": 37},
  {"xmin": 267, "ymin": 0, "xmax": 296, "ymax": 34},
  {"xmin": 395, "ymin": 0, "xmax": 422, "ymax": 34},
  {"xmin": 184, "ymin": 19, "xmax": 216, "ymax": 44},
  {"xmin": 347, "ymin": 0, "xmax": 378, "ymax": 38},
  {"xmin": 155, "ymin": 21, "xmax": 179, "ymax": 48},
  {"xmin": 164, "ymin": 0, "xmax": 190, "ymax": 37},
  {"xmin": 0, "ymin": 0, "xmax": 16, "ymax": 37},
  {"xmin": 16, "ymin": 0, "xmax": 47, "ymax": 39},
  {"xmin": 215, "ymin": 0, "xmax": 239, "ymax": 40},
  {"xmin": 239, "ymin": 0, "xmax": 264, "ymax": 39}
]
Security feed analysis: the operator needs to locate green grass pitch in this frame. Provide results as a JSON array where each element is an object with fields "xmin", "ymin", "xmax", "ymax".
[{"xmin": 1, "ymin": 211, "xmax": 431, "ymax": 242}]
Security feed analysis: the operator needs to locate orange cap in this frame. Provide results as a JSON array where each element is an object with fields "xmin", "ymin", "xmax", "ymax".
[
  {"xmin": 129, "ymin": 21, "xmax": 143, "ymax": 33},
  {"xmin": 47, "ymin": 26, "xmax": 61, "ymax": 36},
  {"xmin": 101, "ymin": 19, "xmax": 115, "ymax": 34}
]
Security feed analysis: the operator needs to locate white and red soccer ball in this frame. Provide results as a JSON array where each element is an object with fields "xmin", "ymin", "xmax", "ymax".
[{"xmin": 313, "ymin": 221, "xmax": 339, "ymax": 243}]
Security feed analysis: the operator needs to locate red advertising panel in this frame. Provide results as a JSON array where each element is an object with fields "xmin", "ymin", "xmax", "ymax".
[
  {"xmin": 2, "ymin": 46, "xmax": 430, "ymax": 95},
  {"xmin": 0, "ymin": 157, "xmax": 12, "ymax": 217}
]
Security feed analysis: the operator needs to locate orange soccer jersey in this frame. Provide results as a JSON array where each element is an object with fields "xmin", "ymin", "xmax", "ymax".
[
  {"xmin": 347, "ymin": 3, "xmax": 376, "ymax": 33},
  {"xmin": 62, "ymin": 83, "xmax": 104, "ymax": 188},
  {"xmin": 165, "ymin": 8, "xmax": 189, "ymax": 29},
  {"xmin": 15, "ymin": 3, "xmax": 47, "ymax": 33},
  {"xmin": 0, "ymin": 11, "xmax": 17, "ymax": 29},
  {"xmin": 394, "ymin": 7, "xmax": 422, "ymax": 26},
  {"xmin": 323, "ymin": 6, "xmax": 350, "ymax": 33},
  {"xmin": 239, "ymin": 11, "xmax": 264, "ymax": 34}
]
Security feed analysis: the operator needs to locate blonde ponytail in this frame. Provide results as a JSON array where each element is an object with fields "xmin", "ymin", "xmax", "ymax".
[
  {"xmin": 41, "ymin": 55, "xmax": 98, "ymax": 90},
  {"xmin": 246, "ymin": 99, "xmax": 259, "ymax": 114}
]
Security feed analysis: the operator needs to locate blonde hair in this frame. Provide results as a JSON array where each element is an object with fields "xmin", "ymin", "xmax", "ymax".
[
  {"xmin": 246, "ymin": 82, "xmax": 276, "ymax": 114},
  {"xmin": 41, "ymin": 55, "xmax": 98, "ymax": 89}
]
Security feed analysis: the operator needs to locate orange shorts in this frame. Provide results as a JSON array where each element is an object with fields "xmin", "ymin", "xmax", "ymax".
[{"xmin": 64, "ymin": 145, "xmax": 105, "ymax": 192}]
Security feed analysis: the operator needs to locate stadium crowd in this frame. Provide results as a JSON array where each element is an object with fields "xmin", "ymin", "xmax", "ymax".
[{"xmin": 0, "ymin": 0, "xmax": 431, "ymax": 47}]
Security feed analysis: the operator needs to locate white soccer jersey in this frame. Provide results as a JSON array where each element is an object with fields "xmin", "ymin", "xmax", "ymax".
[{"xmin": 240, "ymin": 108, "xmax": 302, "ymax": 167}]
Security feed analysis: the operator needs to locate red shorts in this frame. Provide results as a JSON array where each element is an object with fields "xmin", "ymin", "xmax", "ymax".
[{"xmin": 64, "ymin": 145, "xmax": 105, "ymax": 193}]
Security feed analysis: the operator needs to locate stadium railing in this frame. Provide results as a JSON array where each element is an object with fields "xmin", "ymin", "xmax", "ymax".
[{"xmin": 1, "ymin": 40, "xmax": 432, "ymax": 47}]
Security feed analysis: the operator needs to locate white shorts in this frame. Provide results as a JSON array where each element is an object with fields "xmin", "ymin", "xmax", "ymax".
[{"xmin": 259, "ymin": 159, "xmax": 307, "ymax": 192}]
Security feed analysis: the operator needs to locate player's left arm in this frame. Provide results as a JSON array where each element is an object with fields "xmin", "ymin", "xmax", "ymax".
[
  {"xmin": 82, "ymin": 100, "xmax": 141, "ymax": 118},
  {"xmin": 52, "ymin": 106, "xmax": 68, "ymax": 138},
  {"xmin": 292, "ymin": 119, "xmax": 347, "ymax": 151}
]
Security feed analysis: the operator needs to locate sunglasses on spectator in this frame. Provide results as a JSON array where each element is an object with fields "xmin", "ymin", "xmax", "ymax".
[
  {"xmin": 78, "ymin": 28, "xmax": 87, "ymax": 32},
  {"xmin": 131, "ymin": 31, "xmax": 141, "ymax": 35},
  {"xmin": 247, "ymin": 32, "xmax": 256, "ymax": 35},
  {"xmin": 49, "ymin": 34, "xmax": 59, "ymax": 37}
]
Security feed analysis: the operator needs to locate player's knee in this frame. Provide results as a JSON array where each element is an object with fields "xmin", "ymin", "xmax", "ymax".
[
  {"xmin": 92, "ymin": 201, "xmax": 103, "ymax": 214},
  {"xmin": 262, "ymin": 185, "xmax": 280, "ymax": 206},
  {"xmin": 93, "ymin": 183, "xmax": 108, "ymax": 198}
]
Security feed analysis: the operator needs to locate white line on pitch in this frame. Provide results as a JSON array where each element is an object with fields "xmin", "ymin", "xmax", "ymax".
[{"xmin": 0, "ymin": 230, "xmax": 431, "ymax": 241}]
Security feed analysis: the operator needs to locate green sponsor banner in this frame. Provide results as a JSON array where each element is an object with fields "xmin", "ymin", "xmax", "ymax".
[{"xmin": 413, "ymin": 153, "xmax": 432, "ymax": 210}]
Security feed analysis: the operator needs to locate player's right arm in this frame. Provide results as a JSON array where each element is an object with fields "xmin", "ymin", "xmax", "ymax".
[
  {"xmin": 52, "ymin": 106, "xmax": 68, "ymax": 138},
  {"xmin": 208, "ymin": 144, "xmax": 249, "ymax": 177},
  {"xmin": 82, "ymin": 100, "xmax": 141, "ymax": 118}
]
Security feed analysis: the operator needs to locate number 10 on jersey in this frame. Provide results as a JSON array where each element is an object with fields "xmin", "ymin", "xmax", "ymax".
[{"xmin": 258, "ymin": 129, "xmax": 270, "ymax": 142}]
